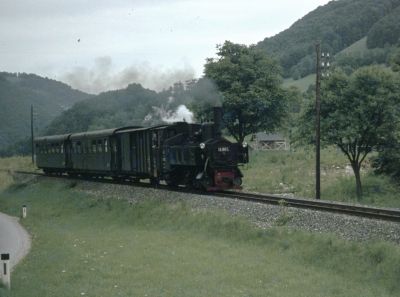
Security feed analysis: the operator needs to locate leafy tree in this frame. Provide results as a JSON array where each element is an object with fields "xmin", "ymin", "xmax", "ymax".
[
  {"xmin": 204, "ymin": 41, "xmax": 288, "ymax": 143},
  {"xmin": 297, "ymin": 67, "xmax": 400, "ymax": 198},
  {"xmin": 372, "ymin": 135, "xmax": 400, "ymax": 181},
  {"xmin": 390, "ymin": 48, "xmax": 400, "ymax": 72}
]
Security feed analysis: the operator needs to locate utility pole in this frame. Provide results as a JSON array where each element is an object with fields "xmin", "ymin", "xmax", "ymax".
[
  {"xmin": 31, "ymin": 105, "xmax": 34, "ymax": 164},
  {"xmin": 315, "ymin": 43, "xmax": 321, "ymax": 200}
]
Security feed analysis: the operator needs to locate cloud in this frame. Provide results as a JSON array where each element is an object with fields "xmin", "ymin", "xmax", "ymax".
[
  {"xmin": 0, "ymin": 0, "xmax": 186, "ymax": 18},
  {"xmin": 62, "ymin": 56, "xmax": 195, "ymax": 94}
]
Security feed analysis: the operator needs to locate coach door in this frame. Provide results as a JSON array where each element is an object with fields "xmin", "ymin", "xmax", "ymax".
[
  {"xmin": 151, "ymin": 130, "xmax": 163, "ymax": 178},
  {"xmin": 65, "ymin": 140, "xmax": 73, "ymax": 168},
  {"xmin": 110, "ymin": 136, "xmax": 120, "ymax": 171}
]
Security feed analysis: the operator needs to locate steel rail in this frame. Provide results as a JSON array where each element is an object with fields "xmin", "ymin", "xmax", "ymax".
[
  {"xmin": 6, "ymin": 170, "xmax": 400, "ymax": 222},
  {"xmin": 214, "ymin": 191, "xmax": 400, "ymax": 222}
]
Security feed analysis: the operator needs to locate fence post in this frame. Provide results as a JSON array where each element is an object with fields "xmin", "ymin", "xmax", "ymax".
[
  {"xmin": 1, "ymin": 253, "xmax": 10, "ymax": 289},
  {"xmin": 22, "ymin": 205, "xmax": 27, "ymax": 218}
]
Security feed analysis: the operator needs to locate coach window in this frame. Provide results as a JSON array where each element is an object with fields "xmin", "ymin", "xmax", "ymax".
[
  {"xmin": 56, "ymin": 143, "xmax": 60, "ymax": 154},
  {"xmin": 152, "ymin": 132, "xmax": 157, "ymax": 147},
  {"xmin": 97, "ymin": 140, "xmax": 103, "ymax": 153},
  {"xmin": 77, "ymin": 141, "xmax": 82, "ymax": 154},
  {"xmin": 91, "ymin": 140, "xmax": 97, "ymax": 153},
  {"xmin": 61, "ymin": 144, "xmax": 64, "ymax": 154},
  {"xmin": 104, "ymin": 139, "xmax": 108, "ymax": 152}
]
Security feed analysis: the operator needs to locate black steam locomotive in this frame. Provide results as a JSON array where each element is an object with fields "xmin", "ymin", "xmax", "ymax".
[{"xmin": 34, "ymin": 108, "xmax": 249, "ymax": 191}]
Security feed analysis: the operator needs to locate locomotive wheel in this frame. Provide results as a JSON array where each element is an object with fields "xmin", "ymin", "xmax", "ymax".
[
  {"xmin": 68, "ymin": 172, "xmax": 78, "ymax": 178},
  {"xmin": 150, "ymin": 178, "xmax": 160, "ymax": 186},
  {"xmin": 165, "ymin": 172, "xmax": 181, "ymax": 187}
]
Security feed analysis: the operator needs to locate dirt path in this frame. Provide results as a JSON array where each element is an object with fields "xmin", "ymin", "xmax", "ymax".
[{"xmin": 0, "ymin": 212, "xmax": 31, "ymax": 269}]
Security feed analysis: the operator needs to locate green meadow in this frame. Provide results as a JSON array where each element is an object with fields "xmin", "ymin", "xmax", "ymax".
[
  {"xmin": 242, "ymin": 148, "xmax": 400, "ymax": 208},
  {"xmin": 0, "ymin": 172, "xmax": 399, "ymax": 296}
]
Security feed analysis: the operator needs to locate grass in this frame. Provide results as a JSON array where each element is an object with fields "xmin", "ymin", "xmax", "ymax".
[
  {"xmin": 283, "ymin": 74, "xmax": 315, "ymax": 92},
  {"xmin": 338, "ymin": 37, "xmax": 368, "ymax": 55},
  {"xmin": 0, "ymin": 178, "xmax": 400, "ymax": 296},
  {"xmin": 0, "ymin": 157, "xmax": 34, "ymax": 191},
  {"xmin": 242, "ymin": 147, "xmax": 400, "ymax": 208}
]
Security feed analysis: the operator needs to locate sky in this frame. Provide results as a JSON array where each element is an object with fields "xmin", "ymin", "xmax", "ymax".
[{"xmin": 0, "ymin": 0, "xmax": 331, "ymax": 93}]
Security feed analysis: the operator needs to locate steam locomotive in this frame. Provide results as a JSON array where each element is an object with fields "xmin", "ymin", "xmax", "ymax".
[{"xmin": 34, "ymin": 108, "xmax": 249, "ymax": 191}]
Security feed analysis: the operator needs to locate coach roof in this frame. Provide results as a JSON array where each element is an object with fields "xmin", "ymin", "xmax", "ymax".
[
  {"xmin": 34, "ymin": 134, "xmax": 70, "ymax": 143},
  {"xmin": 70, "ymin": 126, "xmax": 143, "ymax": 140}
]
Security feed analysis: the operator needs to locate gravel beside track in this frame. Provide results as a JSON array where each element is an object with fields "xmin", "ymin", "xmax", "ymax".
[{"xmin": 39, "ymin": 176, "xmax": 400, "ymax": 244}]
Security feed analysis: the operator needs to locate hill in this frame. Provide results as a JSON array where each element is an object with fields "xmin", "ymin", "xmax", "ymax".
[
  {"xmin": 257, "ymin": 0, "xmax": 400, "ymax": 79},
  {"xmin": 46, "ymin": 83, "xmax": 165, "ymax": 135},
  {"xmin": 46, "ymin": 79, "xmax": 220, "ymax": 135},
  {"xmin": 0, "ymin": 72, "xmax": 91, "ymax": 152}
]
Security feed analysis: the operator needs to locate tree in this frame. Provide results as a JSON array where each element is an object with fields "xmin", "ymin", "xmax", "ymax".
[
  {"xmin": 298, "ymin": 67, "xmax": 400, "ymax": 198},
  {"xmin": 204, "ymin": 41, "xmax": 287, "ymax": 143},
  {"xmin": 372, "ymin": 134, "xmax": 400, "ymax": 181},
  {"xmin": 390, "ymin": 48, "xmax": 400, "ymax": 72}
]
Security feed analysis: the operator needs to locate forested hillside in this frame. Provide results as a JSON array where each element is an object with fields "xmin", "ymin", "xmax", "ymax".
[
  {"xmin": 257, "ymin": 0, "xmax": 400, "ymax": 79},
  {"xmin": 46, "ymin": 79, "xmax": 220, "ymax": 135},
  {"xmin": 46, "ymin": 83, "xmax": 165, "ymax": 135},
  {"xmin": 367, "ymin": 5, "xmax": 400, "ymax": 48},
  {"xmin": 0, "ymin": 72, "xmax": 91, "ymax": 151}
]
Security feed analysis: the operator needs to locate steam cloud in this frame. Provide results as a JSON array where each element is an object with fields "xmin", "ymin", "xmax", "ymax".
[
  {"xmin": 62, "ymin": 56, "xmax": 196, "ymax": 94},
  {"xmin": 151, "ymin": 104, "xmax": 194, "ymax": 123}
]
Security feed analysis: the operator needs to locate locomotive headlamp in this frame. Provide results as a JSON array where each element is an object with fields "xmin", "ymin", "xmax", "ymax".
[
  {"xmin": 199, "ymin": 143, "xmax": 206, "ymax": 150},
  {"xmin": 242, "ymin": 142, "xmax": 248, "ymax": 148}
]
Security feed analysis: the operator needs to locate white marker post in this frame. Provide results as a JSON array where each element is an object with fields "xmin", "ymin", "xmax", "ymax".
[
  {"xmin": 1, "ymin": 253, "xmax": 10, "ymax": 289},
  {"xmin": 22, "ymin": 205, "xmax": 27, "ymax": 219}
]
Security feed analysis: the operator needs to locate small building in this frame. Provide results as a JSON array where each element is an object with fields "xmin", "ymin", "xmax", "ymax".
[{"xmin": 252, "ymin": 132, "xmax": 289, "ymax": 150}]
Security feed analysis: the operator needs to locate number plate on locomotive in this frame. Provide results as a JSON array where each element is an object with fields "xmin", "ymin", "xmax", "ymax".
[{"xmin": 218, "ymin": 147, "xmax": 230, "ymax": 152}]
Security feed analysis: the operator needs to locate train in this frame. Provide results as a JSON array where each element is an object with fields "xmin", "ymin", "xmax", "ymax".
[{"xmin": 34, "ymin": 107, "xmax": 249, "ymax": 191}]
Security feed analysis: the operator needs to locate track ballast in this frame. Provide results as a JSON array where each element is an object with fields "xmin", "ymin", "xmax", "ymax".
[{"xmin": 8, "ymin": 170, "xmax": 400, "ymax": 223}]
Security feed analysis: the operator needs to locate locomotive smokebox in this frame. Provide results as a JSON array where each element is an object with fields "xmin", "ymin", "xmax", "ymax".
[{"xmin": 213, "ymin": 107, "xmax": 223, "ymax": 137}]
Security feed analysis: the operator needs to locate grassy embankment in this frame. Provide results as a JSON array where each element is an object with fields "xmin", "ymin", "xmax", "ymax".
[
  {"xmin": 0, "ymin": 157, "xmax": 35, "ymax": 190},
  {"xmin": 242, "ymin": 147, "xmax": 400, "ymax": 208},
  {"xmin": 0, "ymin": 157, "xmax": 400, "ymax": 296}
]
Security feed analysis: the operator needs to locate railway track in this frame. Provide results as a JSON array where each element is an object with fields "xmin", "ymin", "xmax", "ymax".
[
  {"xmin": 214, "ymin": 191, "xmax": 400, "ymax": 222},
  {"xmin": 7, "ymin": 169, "xmax": 400, "ymax": 223}
]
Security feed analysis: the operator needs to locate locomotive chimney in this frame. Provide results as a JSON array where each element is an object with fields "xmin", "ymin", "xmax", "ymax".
[{"xmin": 213, "ymin": 107, "xmax": 223, "ymax": 137}]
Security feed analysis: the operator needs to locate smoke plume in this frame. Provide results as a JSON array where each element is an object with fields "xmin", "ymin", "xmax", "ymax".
[{"xmin": 62, "ymin": 56, "xmax": 196, "ymax": 94}]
